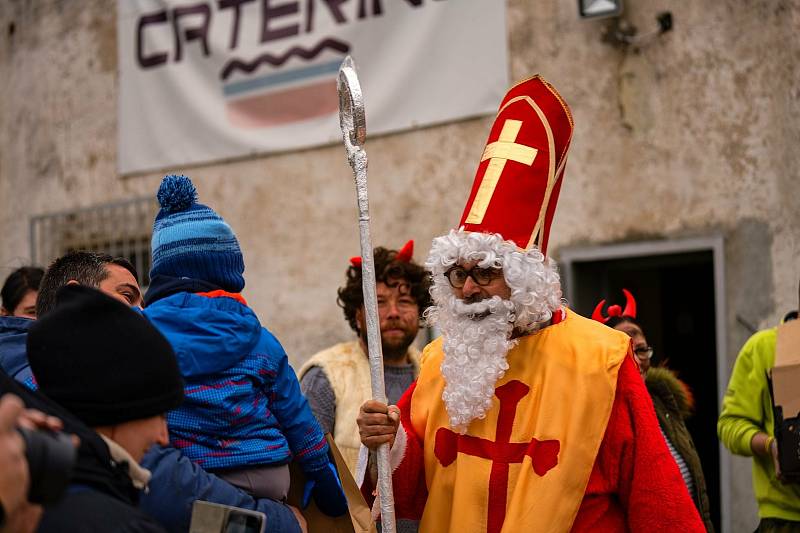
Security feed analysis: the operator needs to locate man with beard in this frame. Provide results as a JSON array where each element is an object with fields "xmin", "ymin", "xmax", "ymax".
[
  {"xmin": 300, "ymin": 241, "xmax": 431, "ymax": 476},
  {"xmin": 356, "ymin": 76, "xmax": 704, "ymax": 532}
]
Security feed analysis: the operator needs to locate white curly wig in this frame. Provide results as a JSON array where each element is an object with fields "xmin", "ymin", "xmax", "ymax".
[{"xmin": 424, "ymin": 228, "xmax": 563, "ymax": 433}]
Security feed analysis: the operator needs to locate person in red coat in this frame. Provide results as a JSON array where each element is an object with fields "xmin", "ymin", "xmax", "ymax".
[{"xmin": 356, "ymin": 76, "xmax": 704, "ymax": 532}]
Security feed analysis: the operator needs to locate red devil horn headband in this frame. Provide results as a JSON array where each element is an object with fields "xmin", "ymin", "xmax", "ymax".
[
  {"xmin": 591, "ymin": 288, "xmax": 637, "ymax": 324},
  {"xmin": 396, "ymin": 239, "xmax": 414, "ymax": 262},
  {"xmin": 350, "ymin": 240, "xmax": 414, "ymax": 268}
]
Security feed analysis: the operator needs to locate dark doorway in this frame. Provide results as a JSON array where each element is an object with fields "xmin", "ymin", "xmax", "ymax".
[{"xmin": 565, "ymin": 249, "xmax": 721, "ymax": 532}]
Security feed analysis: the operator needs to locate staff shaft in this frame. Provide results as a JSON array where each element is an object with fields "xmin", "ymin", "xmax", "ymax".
[{"xmin": 353, "ymin": 150, "xmax": 396, "ymax": 532}]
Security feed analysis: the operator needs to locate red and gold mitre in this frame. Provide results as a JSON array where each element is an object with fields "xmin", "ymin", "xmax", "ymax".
[{"xmin": 458, "ymin": 75, "xmax": 574, "ymax": 254}]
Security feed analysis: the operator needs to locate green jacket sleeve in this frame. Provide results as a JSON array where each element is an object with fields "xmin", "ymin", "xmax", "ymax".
[{"xmin": 717, "ymin": 328, "xmax": 776, "ymax": 456}]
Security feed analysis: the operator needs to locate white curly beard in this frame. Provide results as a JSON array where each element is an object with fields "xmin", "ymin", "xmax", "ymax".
[{"xmin": 436, "ymin": 295, "xmax": 517, "ymax": 433}]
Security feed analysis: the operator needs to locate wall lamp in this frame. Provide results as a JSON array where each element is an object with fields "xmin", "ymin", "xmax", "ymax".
[
  {"xmin": 578, "ymin": 0, "xmax": 623, "ymax": 20},
  {"xmin": 579, "ymin": 1, "xmax": 673, "ymax": 48}
]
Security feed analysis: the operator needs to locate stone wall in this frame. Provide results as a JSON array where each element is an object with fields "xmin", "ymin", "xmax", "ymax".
[{"xmin": 1, "ymin": 1, "xmax": 798, "ymax": 529}]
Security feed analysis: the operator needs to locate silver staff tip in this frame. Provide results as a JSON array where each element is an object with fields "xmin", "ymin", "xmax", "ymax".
[{"xmin": 340, "ymin": 55, "xmax": 356, "ymax": 72}]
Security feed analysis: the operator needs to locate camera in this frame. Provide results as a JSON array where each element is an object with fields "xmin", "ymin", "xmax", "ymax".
[
  {"xmin": 774, "ymin": 408, "xmax": 800, "ymax": 483},
  {"xmin": 18, "ymin": 427, "xmax": 76, "ymax": 504}
]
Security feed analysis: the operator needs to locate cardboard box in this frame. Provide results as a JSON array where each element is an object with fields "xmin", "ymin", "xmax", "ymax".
[{"xmin": 772, "ymin": 319, "xmax": 800, "ymax": 482}]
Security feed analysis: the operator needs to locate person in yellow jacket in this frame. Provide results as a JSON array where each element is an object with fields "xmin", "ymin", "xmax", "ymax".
[
  {"xmin": 299, "ymin": 241, "xmax": 430, "ymax": 475},
  {"xmin": 718, "ymin": 285, "xmax": 800, "ymax": 532}
]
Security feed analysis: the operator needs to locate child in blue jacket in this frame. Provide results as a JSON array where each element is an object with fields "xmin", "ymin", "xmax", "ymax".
[{"xmin": 143, "ymin": 175, "xmax": 346, "ymax": 517}]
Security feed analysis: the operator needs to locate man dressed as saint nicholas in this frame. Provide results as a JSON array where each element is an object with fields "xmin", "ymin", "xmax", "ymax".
[{"xmin": 356, "ymin": 75, "xmax": 705, "ymax": 532}]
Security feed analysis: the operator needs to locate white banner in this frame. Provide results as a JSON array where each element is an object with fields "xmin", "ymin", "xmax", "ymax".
[{"xmin": 117, "ymin": 0, "xmax": 508, "ymax": 174}]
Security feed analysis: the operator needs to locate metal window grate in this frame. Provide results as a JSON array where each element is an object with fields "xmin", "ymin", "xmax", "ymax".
[{"xmin": 29, "ymin": 197, "xmax": 158, "ymax": 288}]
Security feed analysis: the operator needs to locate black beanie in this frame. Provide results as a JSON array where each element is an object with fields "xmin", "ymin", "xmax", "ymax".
[{"xmin": 27, "ymin": 285, "xmax": 184, "ymax": 427}]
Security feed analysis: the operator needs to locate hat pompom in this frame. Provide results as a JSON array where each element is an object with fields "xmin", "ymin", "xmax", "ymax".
[{"xmin": 157, "ymin": 174, "xmax": 198, "ymax": 213}]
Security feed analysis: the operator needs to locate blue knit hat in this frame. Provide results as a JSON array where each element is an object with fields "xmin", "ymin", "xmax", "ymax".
[{"xmin": 150, "ymin": 175, "xmax": 245, "ymax": 292}]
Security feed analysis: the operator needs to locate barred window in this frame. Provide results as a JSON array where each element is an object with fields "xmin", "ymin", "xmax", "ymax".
[{"xmin": 29, "ymin": 197, "xmax": 158, "ymax": 289}]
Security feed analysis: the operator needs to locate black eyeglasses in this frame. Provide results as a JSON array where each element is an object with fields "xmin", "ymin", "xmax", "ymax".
[
  {"xmin": 633, "ymin": 346, "xmax": 654, "ymax": 360},
  {"xmin": 444, "ymin": 265, "xmax": 503, "ymax": 288}
]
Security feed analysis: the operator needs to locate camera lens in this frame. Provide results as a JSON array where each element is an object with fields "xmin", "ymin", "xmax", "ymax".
[{"xmin": 17, "ymin": 427, "xmax": 76, "ymax": 504}]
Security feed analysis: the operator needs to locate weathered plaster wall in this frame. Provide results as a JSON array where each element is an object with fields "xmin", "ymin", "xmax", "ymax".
[{"xmin": 1, "ymin": 1, "xmax": 798, "ymax": 529}]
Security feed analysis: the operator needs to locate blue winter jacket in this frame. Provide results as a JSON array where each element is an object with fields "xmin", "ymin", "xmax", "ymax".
[
  {"xmin": 140, "ymin": 446, "xmax": 301, "ymax": 532},
  {"xmin": 0, "ymin": 316, "xmax": 34, "ymax": 383},
  {"xmin": 143, "ymin": 290, "xmax": 330, "ymax": 473}
]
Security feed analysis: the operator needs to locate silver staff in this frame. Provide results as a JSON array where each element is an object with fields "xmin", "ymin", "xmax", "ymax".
[{"xmin": 337, "ymin": 55, "xmax": 396, "ymax": 533}]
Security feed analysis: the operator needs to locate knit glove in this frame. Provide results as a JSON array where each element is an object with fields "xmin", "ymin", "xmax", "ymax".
[{"xmin": 302, "ymin": 462, "xmax": 348, "ymax": 517}]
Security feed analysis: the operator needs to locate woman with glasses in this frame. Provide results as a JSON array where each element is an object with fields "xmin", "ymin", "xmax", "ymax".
[{"xmin": 594, "ymin": 289, "xmax": 714, "ymax": 532}]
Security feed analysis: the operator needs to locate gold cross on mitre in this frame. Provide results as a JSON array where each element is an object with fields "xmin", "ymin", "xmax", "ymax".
[{"xmin": 465, "ymin": 119, "xmax": 538, "ymax": 224}]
